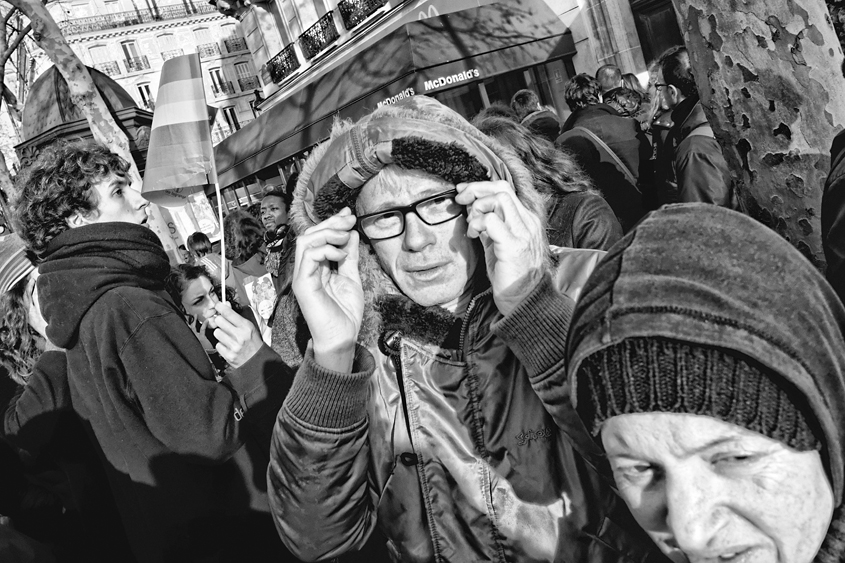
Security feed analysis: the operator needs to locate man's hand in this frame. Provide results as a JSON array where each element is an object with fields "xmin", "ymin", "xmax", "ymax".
[
  {"xmin": 207, "ymin": 301, "xmax": 263, "ymax": 368},
  {"xmin": 292, "ymin": 207, "xmax": 364, "ymax": 373},
  {"xmin": 456, "ymin": 180, "xmax": 545, "ymax": 316}
]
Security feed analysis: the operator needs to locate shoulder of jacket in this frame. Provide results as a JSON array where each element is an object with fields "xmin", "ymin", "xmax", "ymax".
[{"xmin": 549, "ymin": 247, "xmax": 606, "ymax": 303}]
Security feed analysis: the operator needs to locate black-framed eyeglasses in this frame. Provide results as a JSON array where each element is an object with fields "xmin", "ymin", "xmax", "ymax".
[
  {"xmin": 654, "ymin": 82, "xmax": 668, "ymax": 90},
  {"xmin": 357, "ymin": 189, "xmax": 463, "ymax": 241}
]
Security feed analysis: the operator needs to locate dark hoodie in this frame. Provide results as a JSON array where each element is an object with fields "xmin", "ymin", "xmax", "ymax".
[
  {"xmin": 36, "ymin": 223, "xmax": 293, "ymax": 562},
  {"xmin": 566, "ymin": 204, "xmax": 845, "ymax": 562}
]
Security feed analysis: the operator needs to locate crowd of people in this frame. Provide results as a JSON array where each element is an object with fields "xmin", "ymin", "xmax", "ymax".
[{"xmin": 0, "ymin": 41, "xmax": 843, "ymax": 563}]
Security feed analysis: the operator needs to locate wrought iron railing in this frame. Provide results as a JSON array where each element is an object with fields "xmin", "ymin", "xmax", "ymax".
[
  {"xmin": 58, "ymin": 3, "xmax": 217, "ymax": 35},
  {"xmin": 266, "ymin": 43, "xmax": 300, "ymax": 83},
  {"xmin": 125, "ymin": 55, "xmax": 151, "ymax": 72},
  {"xmin": 94, "ymin": 61, "xmax": 121, "ymax": 77},
  {"xmin": 337, "ymin": 0, "xmax": 387, "ymax": 30},
  {"xmin": 237, "ymin": 76, "xmax": 260, "ymax": 91},
  {"xmin": 211, "ymin": 81, "xmax": 236, "ymax": 97},
  {"xmin": 198, "ymin": 42, "xmax": 222, "ymax": 59},
  {"xmin": 298, "ymin": 11, "xmax": 339, "ymax": 60},
  {"xmin": 161, "ymin": 48, "xmax": 184, "ymax": 61},
  {"xmin": 224, "ymin": 37, "xmax": 248, "ymax": 53}
]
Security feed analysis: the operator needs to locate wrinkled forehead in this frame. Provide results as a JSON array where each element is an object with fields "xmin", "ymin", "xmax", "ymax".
[{"xmin": 357, "ymin": 167, "xmax": 452, "ymax": 213}]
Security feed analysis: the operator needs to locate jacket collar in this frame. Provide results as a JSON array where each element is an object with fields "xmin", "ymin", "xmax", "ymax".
[{"xmin": 670, "ymin": 94, "xmax": 707, "ymax": 139}]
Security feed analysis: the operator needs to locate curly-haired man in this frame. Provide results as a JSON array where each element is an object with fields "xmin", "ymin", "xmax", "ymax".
[{"xmin": 13, "ymin": 140, "xmax": 294, "ymax": 562}]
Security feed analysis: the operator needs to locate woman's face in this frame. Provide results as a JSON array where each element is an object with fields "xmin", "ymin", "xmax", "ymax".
[
  {"xmin": 601, "ymin": 413, "xmax": 834, "ymax": 563},
  {"xmin": 180, "ymin": 276, "xmax": 219, "ymax": 324}
]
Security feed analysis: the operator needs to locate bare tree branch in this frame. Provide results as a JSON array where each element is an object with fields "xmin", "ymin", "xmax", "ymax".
[
  {"xmin": 3, "ymin": 20, "xmax": 29, "ymax": 61},
  {"xmin": 2, "ymin": 6, "xmax": 17, "ymax": 26}
]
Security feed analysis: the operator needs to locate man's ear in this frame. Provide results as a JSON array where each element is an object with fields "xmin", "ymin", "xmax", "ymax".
[
  {"xmin": 668, "ymin": 84, "xmax": 683, "ymax": 106},
  {"xmin": 66, "ymin": 211, "xmax": 93, "ymax": 228}
]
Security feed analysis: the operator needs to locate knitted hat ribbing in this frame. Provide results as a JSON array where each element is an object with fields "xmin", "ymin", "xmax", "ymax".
[{"xmin": 575, "ymin": 337, "xmax": 822, "ymax": 452}]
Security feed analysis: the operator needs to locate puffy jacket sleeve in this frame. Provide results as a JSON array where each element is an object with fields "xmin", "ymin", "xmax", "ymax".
[
  {"xmin": 267, "ymin": 344, "xmax": 378, "ymax": 562},
  {"xmin": 115, "ymin": 310, "xmax": 292, "ymax": 460},
  {"xmin": 570, "ymin": 194, "xmax": 624, "ymax": 251},
  {"xmin": 675, "ymin": 136, "xmax": 732, "ymax": 206},
  {"xmin": 491, "ymin": 257, "xmax": 605, "ymax": 458}
]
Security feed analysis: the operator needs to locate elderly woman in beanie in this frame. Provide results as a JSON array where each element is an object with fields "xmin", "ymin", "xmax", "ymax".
[{"xmin": 567, "ymin": 204, "xmax": 845, "ymax": 563}]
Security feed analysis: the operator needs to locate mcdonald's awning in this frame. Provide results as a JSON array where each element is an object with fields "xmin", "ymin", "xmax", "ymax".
[{"xmin": 214, "ymin": 0, "xmax": 575, "ymax": 187}]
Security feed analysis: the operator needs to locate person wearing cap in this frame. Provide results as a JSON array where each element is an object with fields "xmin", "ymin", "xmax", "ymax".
[
  {"xmin": 567, "ymin": 204, "xmax": 845, "ymax": 563},
  {"xmin": 11, "ymin": 139, "xmax": 296, "ymax": 562},
  {"xmin": 267, "ymin": 96, "xmax": 665, "ymax": 562}
]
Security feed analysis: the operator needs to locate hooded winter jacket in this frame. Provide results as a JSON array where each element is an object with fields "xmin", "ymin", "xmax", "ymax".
[
  {"xmin": 566, "ymin": 204, "xmax": 845, "ymax": 563},
  {"xmin": 36, "ymin": 223, "xmax": 294, "ymax": 562},
  {"xmin": 268, "ymin": 96, "xmax": 666, "ymax": 562}
]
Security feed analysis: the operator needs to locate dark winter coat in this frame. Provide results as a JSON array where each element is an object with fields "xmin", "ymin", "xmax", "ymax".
[
  {"xmin": 268, "ymin": 96, "xmax": 667, "ymax": 563},
  {"xmin": 665, "ymin": 95, "xmax": 734, "ymax": 207},
  {"xmin": 546, "ymin": 191, "xmax": 623, "ymax": 250},
  {"xmin": 520, "ymin": 109, "xmax": 561, "ymax": 143},
  {"xmin": 36, "ymin": 223, "xmax": 293, "ymax": 563}
]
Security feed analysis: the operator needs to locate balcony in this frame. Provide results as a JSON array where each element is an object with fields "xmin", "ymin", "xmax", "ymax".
[
  {"xmin": 161, "ymin": 48, "xmax": 184, "ymax": 61},
  {"xmin": 94, "ymin": 61, "xmax": 121, "ymax": 77},
  {"xmin": 211, "ymin": 81, "xmax": 236, "ymax": 98},
  {"xmin": 58, "ymin": 4, "xmax": 217, "ymax": 35},
  {"xmin": 224, "ymin": 37, "xmax": 248, "ymax": 53},
  {"xmin": 338, "ymin": 0, "xmax": 387, "ymax": 30},
  {"xmin": 266, "ymin": 43, "xmax": 300, "ymax": 84},
  {"xmin": 238, "ymin": 76, "xmax": 260, "ymax": 91},
  {"xmin": 198, "ymin": 42, "xmax": 222, "ymax": 59},
  {"xmin": 125, "ymin": 55, "xmax": 151, "ymax": 73},
  {"xmin": 298, "ymin": 11, "xmax": 339, "ymax": 60}
]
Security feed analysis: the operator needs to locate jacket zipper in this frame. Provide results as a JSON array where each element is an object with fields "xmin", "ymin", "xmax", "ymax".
[{"xmin": 458, "ymin": 288, "xmax": 491, "ymax": 356}]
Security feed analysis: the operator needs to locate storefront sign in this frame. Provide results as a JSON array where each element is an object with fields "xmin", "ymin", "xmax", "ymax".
[
  {"xmin": 423, "ymin": 68, "xmax": 481, "ymax": 91},
  {"xmin": 377, "ymin": 87, "xmax": 417, "ymax": 108}
]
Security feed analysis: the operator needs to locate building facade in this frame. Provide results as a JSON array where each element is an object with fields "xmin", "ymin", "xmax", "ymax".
[
  {"xmin": 50, "ymin": 0, "xmax": 262, "ymax": 146},
  {"xmin": 207, "ymin": 0, "xmax": 681, "ymax": 205}
]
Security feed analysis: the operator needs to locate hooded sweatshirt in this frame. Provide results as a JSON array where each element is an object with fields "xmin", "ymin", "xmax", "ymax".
[
  {"xmin": 566, "ymin": 204, "xmax": 845, "ymax": 562},
  {"xmin": 37, "ymin": 223, "xmax": 293, "ymax": 562}
]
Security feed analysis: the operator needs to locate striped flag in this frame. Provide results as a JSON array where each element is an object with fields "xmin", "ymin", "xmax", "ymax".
[{"xmin": 142, "ymin": 54, "xmax": 215, "ymax": 207}]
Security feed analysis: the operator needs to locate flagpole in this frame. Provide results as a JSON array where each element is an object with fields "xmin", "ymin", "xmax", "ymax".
[{"xmin": 213, "ymin": 177, "xmax": 226, "ymax": 305}]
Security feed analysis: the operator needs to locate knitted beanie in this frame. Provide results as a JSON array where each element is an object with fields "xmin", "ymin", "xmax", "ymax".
[
  {"xmin": 0, "ymin": 234, "xmax": 35, "ymax": 294},
  {"xmin": 575, "ymin": 337, "xmax": 822, "ymax": 452}
]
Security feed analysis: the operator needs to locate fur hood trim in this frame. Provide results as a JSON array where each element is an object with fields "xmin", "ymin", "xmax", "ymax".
[{"xmin": 285, "ymin": 95, "xmax": 547, "ymax": 348}]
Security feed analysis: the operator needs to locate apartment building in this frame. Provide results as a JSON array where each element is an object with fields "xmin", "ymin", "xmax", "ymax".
[{"xmin": 49, "ymin": 0, "xmax": 263, "ymax": 145}]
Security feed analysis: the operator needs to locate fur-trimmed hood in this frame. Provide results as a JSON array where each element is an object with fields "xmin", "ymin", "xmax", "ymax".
[{"xmin": 280, "ymin": 96, "xmax": 547, "ymax": 350}]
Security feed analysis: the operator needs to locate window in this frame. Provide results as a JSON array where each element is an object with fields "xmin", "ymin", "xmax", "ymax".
[
  {"xmin": 137, "ymin": 83, "xmax": 153, "ymax": 109},
  {"xmin": 157, "ymin": 33, "xmax": 177, "ymax": 51},
  {"xmin": 220, "ymin": 23, "xmax": 237, "ymax": 40},
  {"xmin": 104, "ymin": 0, "xmax": 121, "ymax": 14},
  {"xmin": 71, "ymin": 2, "xmax": 90, "ymax": 17},
  {"xmin": 89, "ymin": 45, "xmax": 109, "ymax": 64},
  {"xmin": 278, "ymin": 0, "xmax": 301, "ymax": 40},
  {"xmin": 209, "ymin": 68, "xmax": 225, "ymax": 88},
  {"xmin": 234, "ymin": 62, "xmax": 252, "ymax": 79},
  {"xmin": 194, "ymin": 27, "xmax": 213, "ymax": 45},
  {"xmin": 222, "ymin": 107, "xmax": 240, "ymax": 131},
  {"xmin": 121, "ymin": 40, "xmax": 140, "ymax": 60}
]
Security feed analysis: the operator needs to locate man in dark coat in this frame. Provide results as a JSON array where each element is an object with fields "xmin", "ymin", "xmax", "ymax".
[
  {"xmin": 510, "ymin": 88, "xmax": 561, "ymax": 143},
  {"xmin": 558, "ymin": 73, "xmax": 651, "ymax": 230},
  {"xmin": 655, "ymin": 46, "xmax": 735, "ymax": 208},
  {"xmin": 12, "ymin": 140, "xmax": 295, "ymax": 562}
]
